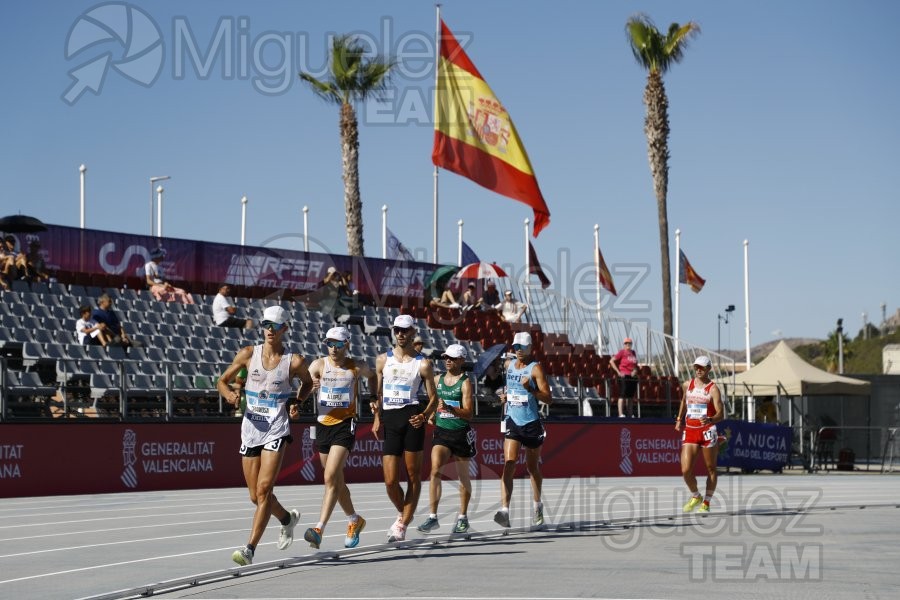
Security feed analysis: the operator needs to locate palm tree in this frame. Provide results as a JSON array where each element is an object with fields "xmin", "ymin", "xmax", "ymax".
[
  {"xmin": 626, "ymin": 14, "xmax": 700, "ymax": 337},
  {"xmin": 300, "ymin": 35, "xmax": 396, "ymax": 256}
]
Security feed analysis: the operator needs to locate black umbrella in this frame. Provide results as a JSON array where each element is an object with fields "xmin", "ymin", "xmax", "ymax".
[
  {"xmin": 0, "ymin": 215, "xmax": 48, "ymax": 233},
  {"xmin": 474, "ymin": 343, "xmax": 507, "ymax": 379}
]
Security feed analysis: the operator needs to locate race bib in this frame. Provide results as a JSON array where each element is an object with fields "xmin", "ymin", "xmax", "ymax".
[
  {"xmin": 383, "ymin": 382, "xmax": 414, "ymax": 406},
  {"xmin": 686, "ymin": 403, "xmax": 706, "ymax": 419},
  {"xmin": 319, "ymin": 385, "xmax": 351, "ymax": 408},
  {"xmin": 507, "ymin": 392, "xmax": 528, "ymax": 406},
  {"xmin": 703, "ymin": 426, "xmax": 718, "ymax": 442}
]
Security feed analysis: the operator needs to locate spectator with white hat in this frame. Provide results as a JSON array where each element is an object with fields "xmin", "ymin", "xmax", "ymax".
[
  {"xmin": 217, "ymin": 305, "xmax": 313, "ymax": 566},
  {"xmin": 372, "ymin": 314, "xmax": 440, "ymax": 542},
  {"xmin": 494, "ymin": 330, "xmax": 551, "ymax": 529},
  {"xmin": 302, "ymin": 326, "xmax": 376, "ymax": 550}
]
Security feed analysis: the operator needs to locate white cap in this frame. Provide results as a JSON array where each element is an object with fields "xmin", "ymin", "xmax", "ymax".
[
  {"xmin": 393, "ymin": 314, "xmax": 415, "ymax": 329},
  {"xmin": 327, "ymin": 266, "xmax": 336, "ymax": 274},
  {"xmin": 512, "ymin": 332, "xmax": 532, "ymax": 347},
  {"xmin": 442, "ymin": 344, "xmax": 467, "ymax": 359},
  {"xmin": 262, "ymin": 306, "xmax": 288, "ymax": 325},
  {"xmin": 325, "ymin": 326, "xmax": 350, "ymax": 342},
  {"xmin": 693, "ymin": 355, "xmax": 711, "ymax": 368}
]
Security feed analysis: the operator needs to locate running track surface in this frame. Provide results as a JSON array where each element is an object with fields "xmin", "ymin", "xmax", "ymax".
[{"xmin": 2, "ymin": 474, "xmax": 899, "ymax": 599}]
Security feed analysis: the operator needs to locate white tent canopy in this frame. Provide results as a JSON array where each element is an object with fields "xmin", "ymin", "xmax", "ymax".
[{"xmin": 725, "ymin": 341, "xmax": 870, "ymax": 397}]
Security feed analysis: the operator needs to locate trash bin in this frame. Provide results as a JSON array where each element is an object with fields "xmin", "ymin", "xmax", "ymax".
[{"xmin": 837, "ymin": 447, "xmax": 855, "ymax": 471}]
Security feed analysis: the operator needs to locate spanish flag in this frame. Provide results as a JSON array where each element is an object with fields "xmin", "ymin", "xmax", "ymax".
[
  {"xmin": 433, "ymin": 20, "xmax": 550, "ymax": 237},
  {"xmin": 679, "ymin": 249, "xmax": 706, "ymax": 293},
  {"xmin": 596, "ymin": 246, "xmax": 617, "ymax": 296}
]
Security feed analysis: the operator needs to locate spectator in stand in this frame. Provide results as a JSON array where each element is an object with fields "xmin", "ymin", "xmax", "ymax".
[
  {"xmin": 19, "ymin": 239, "xmax": 49, "ymax": 282},
  {"xmin": 480, "ymin": 280, "xmax": 500, "ymax": 312},
  {"xmin": 498, "ymin": 290, "xmax": 527, "ymax": 323},
  {"xmin": 144, "ymin": 248, "xmax": 195, "ymax": 304},
  {"xmin": 460, "ymin": 282, "xmax": 481, "ymax": 311},
  {"xmin": 611, "ymin": 338, "xmax": 639, "ymax": 418},
  {"xmin": 481, "ymin": 356, "xmax": 505, "ymax": 401},
  {"xmin": 0, "ymin": 235, "xmax": 19, "ymax": 289},
  {"xmin": 91, "ymin": 293, "xmax": 133, "ymax": 347},
  {"xmin": 413, "ymin": 336, "xmax": 426, "ymax": 356},
  {"xmin": 429, "ymin": 283, "xmax": 460, "ymax": 309},
  {"xmin": 212, "ymin": 283, "xmax": 252, "ymax": 329},
  {"xmin": 75, "ymin": 304, "xmax": 108, "ymax": 346}
]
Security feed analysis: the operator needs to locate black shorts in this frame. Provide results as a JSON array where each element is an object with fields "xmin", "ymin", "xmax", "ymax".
[
  {"xmin": 504, "ymin": 418, "xmax": 545, "ymax": 449},
  {"xmin": 433, "ymin": 425, "xmax": 477, "ymax": 459},
  {"xmin": 620, "ymin": 375, "xmax": 638, "ymax": 398},
  {"xmin": 315, "ymin": 419, "xmax": 356, "ymax": 454},
  {"xmin": 239, "ymin": 435, "xmax": 293, "ymax": 457},
  {"xmin": 382, "ymin": 404, "xmax": 426, "ymax": 456}
]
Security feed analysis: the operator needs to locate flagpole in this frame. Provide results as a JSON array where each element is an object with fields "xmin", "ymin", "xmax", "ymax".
[
  {"xmin": 457, "ymin": 219, "xmax": 463, "ymax": 267},
  {"xmin": 744, "ymin": 239, "xmax": 753, "ymax": 421},
  {"xmin": 594, "ymin": 224, "xmax": 603, "ymax": 353},
  {"xmin": 674, "ymin": 228, "xmax": 681, "ymax": 376},
  {"xmin": 302, "ymin": 206, "xmax": 309, "ymax": 253},
  {"xmin": 432, "ymin": 4, "xmax": 442, "ymax": 265},
  {"xmin": 744, "ymin": 236, "xmax": 751, "ymax": 365},
  {"xmin": 523, "ymin": 218, "xmax": 531, "ymax": 312},
  {"xmin": 382, "ymin": 205, "xmax": 388, "ymax": 259}
]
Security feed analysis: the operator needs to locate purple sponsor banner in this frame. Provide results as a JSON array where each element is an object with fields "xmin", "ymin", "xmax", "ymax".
[{"xmin": 28, "ymin": 224, "xmax": 433, "ymax": 301}]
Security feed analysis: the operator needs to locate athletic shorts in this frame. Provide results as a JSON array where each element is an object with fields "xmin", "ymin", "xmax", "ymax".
[
  {"xmin": 382, "ymin": 404, "xmax": 426, "ymax": 456},
  {"xmin": 504, "ymin": 417, "xmax": 546, "ymax": 449},
  {"xmin": 433, "ymin": 425, "xmax": 477, "ymax": 459},
  {"xmin": 682, "ymin": 424, "xmax": 717, "ymax": 448},
  {"xmin": 315, "ymin": 419, "xmax": 356, "ymax": 454},
  {"xmin": 239, "ymin": 435, "xmax": 292, "ymax": 457}
]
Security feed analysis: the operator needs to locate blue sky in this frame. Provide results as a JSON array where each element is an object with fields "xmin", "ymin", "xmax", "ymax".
[{"xmin": 3, "ymin": 0, "xmax": 898, "ymax": 352}]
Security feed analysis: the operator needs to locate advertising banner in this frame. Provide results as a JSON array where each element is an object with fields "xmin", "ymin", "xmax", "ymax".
[
  {"xmin": 0, "ymin": 421, "xmax": 703, "ymax": 498},
  {"xmin": 717, "ymin": 419, "xmax": 791, "ymax": 472}
]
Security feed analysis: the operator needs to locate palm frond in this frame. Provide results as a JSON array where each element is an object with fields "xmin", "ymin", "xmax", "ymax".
[
  {"xmin": 298, "ymin": 72, "xmax": 342, "ymax": 104},
  {"xmin": 662, "ymin": 22, "xmax": 701, "ymax": 69}
]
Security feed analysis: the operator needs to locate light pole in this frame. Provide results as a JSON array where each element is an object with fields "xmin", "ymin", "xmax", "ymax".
[
  {"xmin": 717, "ymin": 304, "xmax": 735, "ymax": 354},
  {"xmin": 79, "ymin": 164, "xmax": 87, "ymax": 228},
  {"xmin": 836, "ymin": 318, "xmax": 844, "ymax": 374},
  {"xmin": 156, "ymin": 185, "xmax": 165, "ymax": 237},
  {"xmin": 149, "ymin": 176, "xmax": 170, "ymax": 235}
]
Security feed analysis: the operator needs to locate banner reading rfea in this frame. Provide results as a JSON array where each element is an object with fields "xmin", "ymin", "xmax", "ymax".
[{"xmin": 432, "ymin": 19, "xmax": 551, "ymax": 237}]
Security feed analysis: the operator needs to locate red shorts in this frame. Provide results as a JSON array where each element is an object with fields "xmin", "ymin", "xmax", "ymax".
[{"xmin": 682, "ymin": 424, "xmax": 718, "ymax": 448}]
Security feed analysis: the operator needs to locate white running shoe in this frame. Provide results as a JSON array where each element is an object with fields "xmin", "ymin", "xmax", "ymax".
[{"xmin": 277, "ymin": 509, "xmax": 301, "ymax": 550}]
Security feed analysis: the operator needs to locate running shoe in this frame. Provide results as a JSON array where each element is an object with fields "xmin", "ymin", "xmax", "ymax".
[
  {"xmin": 304, "ymin": 527, "xmax": 322, "ymax": 549},
  {"xmin": 453, "ymin": 516, "xmax": 470, "ymax": 533},
  {"xmin": 345, "ymin": 516, "xmax": 366, "ymax": 548},
  {"xmin": 417, "ymin": 516, "xmax": 440, "ymax": 532},
  {"xmin": 682, "ymin": 496, "xmax": 703, "ymax": 513},
  {"xmin": 533, "ymin": 505, "xmax": 544, "ymax": 527},
  {"xmin": 698, "ymin": 501, "xmax": 711, "ymax": 513},
  {"xmin": 493, "ymin": 510, "xmax": 511, "ymax": 528},
  {"xmin": 231, "ymin": 546, "xmax": 253, "ymax": 566},
  {"xmin": 387, "ymin": 522, "xmax": 406, "ymax": 542},
  {"xmin": 277, "ymin": 509, "xmax": 301, "ymax": 550}
]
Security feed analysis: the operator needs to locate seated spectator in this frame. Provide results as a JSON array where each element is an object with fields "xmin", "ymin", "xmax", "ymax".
[
  {"xmin": 212, "ymin": 283, "xmax": 251, "ymax": 329},
  {"xmin": 144, "ymin": 248, "xmax": 194, "ymax": 304},
  {"xmin": 20, "ymin": 239, "xmax": 49, "ymax": 282},
  {"xmin": 481, "ymin": 357, "xmax": 505, "ymax": 395},
  {"xmin": 75, "ymin": 304, "xmax": 108, "ymax": 346},
  {"xmin": 0, "ymin": 235, "xmax": 19, "ymax": 289},
  {"xmin": 480, "ymin": 280, "xmax": 501, "ymax": 311},
  {"xmin": 91, "ymin": 293, "xmax": 134, "ymax": 347},
  {"xmin": 429, "ymin": 283, "xmax": 460, "ymax": 309},
  {"xmin": 497, "ymin": 290, "xmax": 527, "ymax": 322},
  {"xmin": 413, "ymin": 335, "xmax": 426, "ymax": 356},
  {"xmin": 460, "ymin": 282, "xmax": 482, "ymax": 311}
]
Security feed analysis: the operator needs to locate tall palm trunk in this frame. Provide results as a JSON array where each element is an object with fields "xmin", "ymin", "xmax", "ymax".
[
  {"xmin": 644, "ymin": 71, "xmax": 673, "ymax": 337},
  {"xmin": 340, "ymin": 102, "xmax": 364, "ymax": 256}
]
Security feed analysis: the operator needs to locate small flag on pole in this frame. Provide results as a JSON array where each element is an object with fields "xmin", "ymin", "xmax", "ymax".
[
  {"xmin": 528, "ymin": 241, "xmax": 551, "ymax": 289},
  {"xmin": 461, "ymin": 241, "xmax": 480, "ymax": 266},
  {"xmin": 679, "ymin": 249, "xmax": 706, "ymax": 293},
  {"xmin": 386, "ymin": 227, "xmax": 416, "ymax": 262},
  {"xmin": 596, "ymin": 246, "xmax": 617, "ymax": 296}
]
